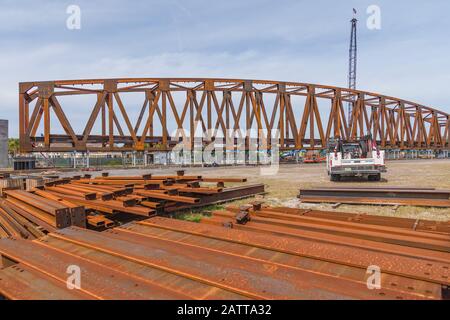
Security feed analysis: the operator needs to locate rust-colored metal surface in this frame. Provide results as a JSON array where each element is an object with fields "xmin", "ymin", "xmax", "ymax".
[
  {"xmin": 0, "ymin": 171, "xmax": 263, "ymax": 234},
  {"xmin": 40, "ymin": 171, "xmax": 264, "ymax": 217},
  {"xmin": 263, "ymin": 206, "xmax": 450, "ymax": 234},
  {"xmin": 0, "ymin": 210, "xmax": 448, "ymax": 300},
  {"xmin": 130, "ymin": 218, "xmax": 448, "ymax": 298},
  {"xmin": 298, "ymin": 187, "xmax": 450, "ymax": 207},
  {"xmin": 0, "ymin": 263, "xmax": 92, "ymax": 300},
  {"xmin": 218, "ymin": 208, "xmax": 450, "ymax": 252},
  {"xmin": 0, "ymin": 237, "xmax": 190, "ymax": 299},
  {"xmin": 1, "ymin": 188, "xmax": 86, "ymax": 232},
  {"xmin": 18, "ymin": 78, "xmax": 450, "ymax": 153},
  {"xmin": 188, "ymin": 221, "xmax": 450, "ymax": 284}
]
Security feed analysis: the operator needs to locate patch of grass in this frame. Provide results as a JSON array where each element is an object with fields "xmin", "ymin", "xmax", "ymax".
[
  {"xmin": 176, "ymin": 213, "xmax": 206, "ymax": 223},
  {"xmin": 190, "ymin": 204, "xmax": 224, "ymax": 213},
  {"xmin": 175, "ymin": 205, "xmax": 224, "ymax": 223}
]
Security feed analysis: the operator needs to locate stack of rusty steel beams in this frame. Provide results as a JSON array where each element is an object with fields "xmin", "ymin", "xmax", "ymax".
[
  {"xmin": 252, "ymin": 205, "xmax": 450, "ymax": 233},
  {"xmin": 200, "ymin": 203, "xmax": 450, "ymax": 299},
  {"xmin": 0, "ymin": 189, "xmax": 86, "ymax": 235},
  {"xmin": 39, "ymin": 171, "xmax": 264, "ymax": 216},
  {"xmin": 298, "ymin": 186, "xmax": 450, "ymax": 208},
  {"xmin": 0, "ymin": 200, "xmax": 46, "ymax": 239},
  {"xmin": 0, "ymin": 176, "xmax": 24, "ymax": 196},
  {"xmin": 0, "ymin": 171, "xmax": 264, "ymax": 235},
  {"xmin": 0, "ymin": 204, "xmax": 448, "ymax": 300}
]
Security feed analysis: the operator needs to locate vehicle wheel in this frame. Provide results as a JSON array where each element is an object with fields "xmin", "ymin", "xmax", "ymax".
[
  {"xmin": 368, "ymin": 174, "xmax": 381, "ymax": 181},
  {"xmin": 330, "ymin": 174, "xmax": 340, "ymax": 182}
]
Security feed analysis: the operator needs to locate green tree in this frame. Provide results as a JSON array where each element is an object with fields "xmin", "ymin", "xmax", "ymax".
[{"xmin": 8, "ymin": 138, "xmax": 19, "ymax": 156}]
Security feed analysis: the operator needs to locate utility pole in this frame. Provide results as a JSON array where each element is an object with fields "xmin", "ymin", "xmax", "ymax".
[{"xmin": 348, "ymin": 9, "xmax": 358, "ymax": 123}]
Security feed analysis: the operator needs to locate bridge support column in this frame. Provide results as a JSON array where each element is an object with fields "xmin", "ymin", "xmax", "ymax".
[
  {"xmin": 73, "ymin": 152, "xmax": 77, "ymax": 169},
  {"xmin": 132, "ymin": 151, "xmax": 136, "ymax": 167}
]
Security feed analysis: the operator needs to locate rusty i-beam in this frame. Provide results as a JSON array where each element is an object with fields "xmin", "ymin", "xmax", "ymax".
[{"xmin": 18, "ymin": 78, "xmax": 450, "ymax": 153}]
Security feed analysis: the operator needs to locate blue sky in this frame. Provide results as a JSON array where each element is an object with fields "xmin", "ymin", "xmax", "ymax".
[{"xmin": 1, "ymin": 0, "xmax": 450, "ymax": 137}]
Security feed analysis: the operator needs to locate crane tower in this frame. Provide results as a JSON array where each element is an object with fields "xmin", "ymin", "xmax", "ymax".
[{"xmin": 348, "ymin": 9, "xmax": 358, "ymax": 122}]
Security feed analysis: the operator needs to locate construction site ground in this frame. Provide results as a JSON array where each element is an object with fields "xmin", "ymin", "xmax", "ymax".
[{"xmin": 51, "ymin": 158, "xmax": 450, "ymax": 222}]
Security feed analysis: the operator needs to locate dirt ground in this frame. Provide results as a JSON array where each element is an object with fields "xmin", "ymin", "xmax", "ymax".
[{"xmin": 60, "ymin": 159, "xmax": 450, "ymax": 222}]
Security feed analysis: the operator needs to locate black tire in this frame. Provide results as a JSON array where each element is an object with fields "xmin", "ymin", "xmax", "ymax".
[
  {"xmin": 368, "ymin": 174, "xmax": 381, "ymax": 181},
  {"xmin": 330, "ymin": 174, "xmax": 341, "ymax": 182}
]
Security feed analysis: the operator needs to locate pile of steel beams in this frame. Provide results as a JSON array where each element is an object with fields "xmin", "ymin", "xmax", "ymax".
[
  {"xmin": 0, "ymin": 171, "xmax": 264, "ymax": 234},
  {"xmin": 298, "ymin": 186, "xmax": 450, "ymax": 207},
  {"xmin": 0, "ymin": 177, "xmax": 24, "ymax": 196},
  {"xmin": 200, "ymin": 203, "xmax": 450, "ymax": 299},
  {"xmin": 258, "ymin": 206, "xmax": 450, "ymax": 233},
  {"xmin": 0, "ymin": 205, "xmax": 448, "ymax": 300},
  {"xmin": 0, "ymin": 189, "xmax": 86, "ymax": 235},
  {"xmin": 0, "ymin": 200, "xmax": 45, "ymax": 239},
  {"xmin": 39, "ymin": 171, "xmax": 264, "ymax": 216}
]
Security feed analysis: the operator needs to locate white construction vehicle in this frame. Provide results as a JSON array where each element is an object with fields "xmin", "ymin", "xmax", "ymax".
[{"xmin": 326, "ymin": 135, "xmax": 386, "ymax": 181}]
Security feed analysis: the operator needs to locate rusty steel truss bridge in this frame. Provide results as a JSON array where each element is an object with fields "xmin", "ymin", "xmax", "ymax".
[{"xmin": 18, "ymin": 78, "xmax": 450, "ymax": 153}]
